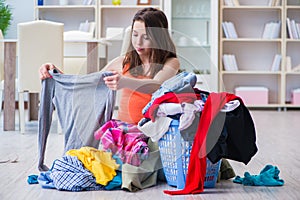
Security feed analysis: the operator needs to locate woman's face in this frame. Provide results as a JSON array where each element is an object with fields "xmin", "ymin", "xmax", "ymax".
[{"xmin": 131, "ymin": 20, "xmax": 152, "ymax": 57}]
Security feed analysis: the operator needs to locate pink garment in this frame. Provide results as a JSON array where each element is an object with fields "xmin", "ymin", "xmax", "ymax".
[{"xmin": 94, "ymin": 119, "xmax": 149, "ymax": 166}]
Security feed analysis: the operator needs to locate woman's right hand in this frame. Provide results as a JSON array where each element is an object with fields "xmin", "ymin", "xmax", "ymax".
[{"xmin": 39, "ymin": 63, "xmax": 58, "ymax": 80}]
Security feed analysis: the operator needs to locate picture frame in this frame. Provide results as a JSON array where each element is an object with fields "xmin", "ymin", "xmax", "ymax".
[{"xmin": 137, "ymin": 0, "xmax": 151, "ymax": 5}]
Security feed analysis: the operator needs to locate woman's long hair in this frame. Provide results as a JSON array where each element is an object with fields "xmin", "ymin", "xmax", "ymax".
[{"xmin": 123, "ymin": 7, "xmax": 177, "ymax": 78}]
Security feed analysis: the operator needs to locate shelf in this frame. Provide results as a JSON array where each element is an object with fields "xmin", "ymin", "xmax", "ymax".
[
  {"xmin": 37, "ymin": 5, "xmax": 96, "ymax": 9},
  {"xmin": 100, "ymin": 5, "xmax": 161, "ymax": 9},
  {"xmin": 176, "ymin": 45, "xmax": 211, "ymax": 48},
  {"xmin": 172, "ymin": 17, "xmax": 210, "ymax": 20},
  {"xmin": 286, "ymin": 39, "xmax": 300, "ymax": 42},
  {"xmin": 222, "ymin": 6, "xmax": 282, "ymax": 10},
  {"xmin": 222, "ymin": 38, "xmax": 282, "ymax": 42},
  {"xmin": 285, "ymin": 71, "xmax": 300, "ymax": 75},
  {"xmin": 283, "ymin": 104, "xmax": 300, "ymax": 108},
  {"xmin": 221, "ymin": 71, "xmax": 281, "ymax": 75},
  {"xmin": 286, "ymin": 5, "xmax": 300, "ymax": 9},
  {"xmin": 35, "ymin": 0, "xmax": 165, "ymax": 67}
]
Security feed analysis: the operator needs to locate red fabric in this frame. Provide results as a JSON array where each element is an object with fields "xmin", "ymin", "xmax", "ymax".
[
  {"xmin": 164, "ymin": 92, "xmax": 238, "ymax": 195},
  {"xmin": 144, "ymin": 92, "xmax": 199, "ymax": 121}
]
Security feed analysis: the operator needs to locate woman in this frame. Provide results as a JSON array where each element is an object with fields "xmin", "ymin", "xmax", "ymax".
[{"xmin": 39, "ymin": 7, "xmax": 180, "ymax": 125}]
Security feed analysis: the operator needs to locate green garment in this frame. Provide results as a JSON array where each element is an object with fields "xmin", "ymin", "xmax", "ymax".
[
  {"xmin": 121, "ymin": 140, "xmax": 164, "ymax": 192},
  {"xmin": 219, "ymin": 158, "xmax": 236, "ymax": 180}
]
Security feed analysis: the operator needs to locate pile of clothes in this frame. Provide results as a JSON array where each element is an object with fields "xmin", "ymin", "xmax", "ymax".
[{"xmin": 35, "ymin": 71, "xmax": 259, "ymax": 194}]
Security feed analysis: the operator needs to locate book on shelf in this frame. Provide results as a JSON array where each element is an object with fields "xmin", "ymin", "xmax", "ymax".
[
  {"xmin": 292, "ymin": 65, "xmax": 300, "ymax": 72},
  {"xmin": 270, "ymin": 54, "xmax": 281, "ymax": 71},
  {"xmin": 268, "ymin": 0, "xmax": 280, "ymax": 6},
  {"xmin": 83, "ymin": 0, "xmax": 93, "ymax": 5},
  {"xmin": 222, "ymin": 22, "xmax": 230, "ymax": 38},
  {"xmin": 286, "ymin": 18, "xmax": 300, "ymax": 39},
  {"xmin": 296, "ymin": 23, "xmax": 300, "ymax": 39},
  {"xmin": 224, "ymin": 0, "xmax": 233, "ymax": 6},
  {"xmin": 222, "ymin": 21, "xmax": 238, "ymax": 39},
  {"xmin": 286, "ymin": 18, "xmax": 293, "ymax": 39},
  {"xmin": 267, "ymin": 0, "xmax": 272, "ymax": 6},
  {"xmin": 232, "ymin": 0, "xmax": 240, "ymax": 6},
  {"xmin": 286, "ymin": 56, "xmax": 292, "ymax": 72},
  {"xmin": 222, "ymin": 54, "xmax": 238, "ymax": 71},
  {"xmin": 37, "ymin": 0, "xmax": 43, "ymax": 6},
  {"xmin": 79, "ymin": 20, "xmax": 90, "ymax": 32},
  {"xmin": 78, "ymin": 20, "xmax": 95, "ymax": 34},
  {"xmin": 291, "ymin": 19, "xmax": 300, "ymax": 39},
  {"xmin": 262, "ymin": 21, "xmax": 281, "ymax": 39},
  {"xmin": 227, "ymin": 22, "xmax": 238, "ymax": 38},
  {"xmin": 224, "ymin": 0, "xmax": 240, "ymax": 6}
]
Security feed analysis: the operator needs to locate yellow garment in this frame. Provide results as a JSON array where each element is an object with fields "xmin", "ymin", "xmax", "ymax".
[{"xmin": 66, "ymin": 146, "xmax": 119, "ymax": 185}]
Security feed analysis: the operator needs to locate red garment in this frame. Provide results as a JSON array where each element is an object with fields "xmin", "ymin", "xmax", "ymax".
[
  {"xmin": 144, "ymin": 92, "xmax": 199, "ymax": 121},
  {"xmin": 164, "ymin": 92, "xmax": 239, "ymax": 195}
]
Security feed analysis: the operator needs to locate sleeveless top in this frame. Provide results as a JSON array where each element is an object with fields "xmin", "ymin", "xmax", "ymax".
[{"xmin": 117, "ymin": 64, "xmax": 152, "ymax": 125}]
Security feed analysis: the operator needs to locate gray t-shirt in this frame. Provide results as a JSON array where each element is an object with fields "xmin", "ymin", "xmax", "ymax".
[{"xmin": 38, "ymin": 70, "xmax": 116, "ymax": 171}]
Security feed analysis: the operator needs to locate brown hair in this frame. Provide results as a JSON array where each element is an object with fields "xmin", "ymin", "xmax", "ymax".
[{"xmin": 122, "ymin": 7, "xmax": 177, "ymax": 78}]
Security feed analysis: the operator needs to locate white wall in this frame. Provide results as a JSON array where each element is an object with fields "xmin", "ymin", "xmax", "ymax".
[{"xmin": 5, "ymin": 0, "xmax": 35, "ymax": 39}]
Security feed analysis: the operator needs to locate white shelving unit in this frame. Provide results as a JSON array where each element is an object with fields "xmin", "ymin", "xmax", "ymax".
[
  {"xmin": 98, "ymin": 0, "xmax": 163, "ymax": 62},
  {"xmin": 219, "ymin": 0, "xmax": 300, "ymax": 108},
  {"xmin": 164, "ymin": 0, "xmax": 219, "ymax": 92},
  {"xmin": 35, "ymin": 0, "xmax": 99, "ymax": 74},
  {"xmin": 35, "ymin": 0, "xmax": 98, "ymax": 36},
  {"xmin": 285, "ymin": 0, "xmax": 300, "ymax": 107},
  {"xmin": 34, "ymin": 0, "xmax": 163, "ymax": 70},
  {"xmin": 98, "ymin": 0, "xmax": 162, "ymax": 38}
]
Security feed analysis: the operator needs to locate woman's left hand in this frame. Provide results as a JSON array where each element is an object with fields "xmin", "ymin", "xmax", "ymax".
[{"xmin": 103, "ymin": 71, "xmax": 123, "ymax": 90}]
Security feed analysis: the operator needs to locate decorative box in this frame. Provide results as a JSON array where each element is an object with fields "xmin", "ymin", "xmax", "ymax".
[
  {"xmin": 235, "ymin": 86, "xmax": 269, "ymax": 105},
  {"xmin": 291, "ymin": 88, "xmax": 300, "ymax": 105}
]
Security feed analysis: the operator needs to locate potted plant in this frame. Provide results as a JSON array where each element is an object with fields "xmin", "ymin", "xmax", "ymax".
[{"xmin": 0, "ymin": 0, "xmax": 12, "ymax": 36}]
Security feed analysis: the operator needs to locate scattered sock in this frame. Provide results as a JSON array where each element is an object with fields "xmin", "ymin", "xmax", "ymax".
[
  {"xmin": 38, "ymin": 172, "xmax": 56, "ymax": 189},
  {"xmin": 27, "ymin": 175, "xmax": 39, "ymax": 184},
  {"xmin": 233, "ymin": 165, "xmax": 284, "ymax": 186}
]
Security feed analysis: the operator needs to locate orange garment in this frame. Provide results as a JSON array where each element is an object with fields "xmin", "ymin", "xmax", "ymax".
[{"xmin": 117, "ymin": 64, "xmax": 152, "ymax": 125}]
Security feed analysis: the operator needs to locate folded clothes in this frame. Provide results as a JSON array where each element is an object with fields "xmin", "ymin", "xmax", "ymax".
[{"xmin": 233, "ymin": 164, "xmax": 284, "ymax": 186}]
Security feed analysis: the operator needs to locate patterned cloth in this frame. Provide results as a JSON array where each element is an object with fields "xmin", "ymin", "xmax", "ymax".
[
  {"xmin": 94, "ymin": 119, "xmax": 149, "ymax": 166},
  {"xmin": 38, "ymin": 155, "xmax": 103, "ymax": 191}
]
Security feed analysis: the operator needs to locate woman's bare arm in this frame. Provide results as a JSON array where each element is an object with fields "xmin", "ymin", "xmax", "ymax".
[
  {"xmin": 104, "ymin": 57, "xmax": 180, "ymax": 94},
  {"xmin": 100, "ymin": 56, "xmax": 124, "ymax": 72}
]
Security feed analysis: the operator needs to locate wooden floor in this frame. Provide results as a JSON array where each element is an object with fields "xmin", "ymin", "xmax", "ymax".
[{"xmin": 1, "ymin": 110, "xmax": 300, "ymax": 200}]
